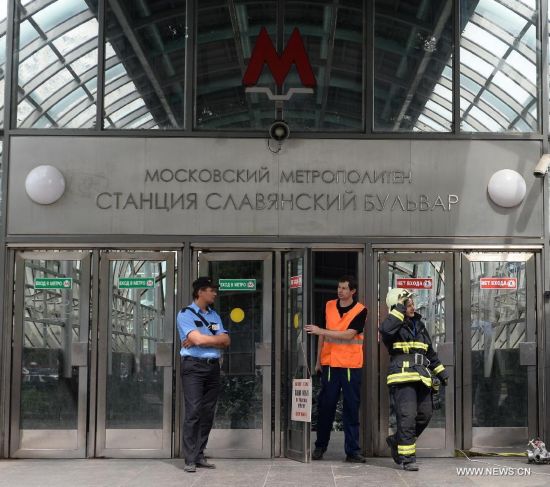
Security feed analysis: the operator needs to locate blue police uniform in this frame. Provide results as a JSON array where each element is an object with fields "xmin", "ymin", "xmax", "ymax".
[{"xmin": 177, "ymin": 303, "xmax": 228, "ymax": 466}]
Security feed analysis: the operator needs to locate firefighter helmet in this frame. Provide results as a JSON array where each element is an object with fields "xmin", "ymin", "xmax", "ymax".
[{"xmin": 385, "ymin": 288, "xmax": 413, "ymax": 309}]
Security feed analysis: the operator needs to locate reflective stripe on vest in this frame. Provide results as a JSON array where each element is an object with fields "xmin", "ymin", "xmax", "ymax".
[{"xmin": 320, "ymin": 299, "xmax": 365, "ymax": 368}]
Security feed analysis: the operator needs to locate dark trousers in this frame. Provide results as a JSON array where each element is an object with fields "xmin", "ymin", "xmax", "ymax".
[
  {"xmin": 181, "ymin": 357, "xmax": 221, "ymax": 464},
  {"xmin": 315, "ymin": 366, "xmax": 361, "ymax": 456},
  {"xmin": 391, "ymin": 382, "xmax": 433, "ymax": 464}
]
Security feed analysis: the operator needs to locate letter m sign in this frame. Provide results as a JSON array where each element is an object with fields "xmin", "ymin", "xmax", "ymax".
[{"xmin": 243, "ymin": 27, "xmax": 316, "ymax": 101}]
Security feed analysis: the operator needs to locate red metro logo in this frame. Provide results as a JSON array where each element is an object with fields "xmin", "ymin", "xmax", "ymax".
[{"xmin": 243, "ymin": 27, "xmax": 316, "ymax": 101}]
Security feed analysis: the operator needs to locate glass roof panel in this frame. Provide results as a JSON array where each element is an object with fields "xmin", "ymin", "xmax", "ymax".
[
  {"xmin": 19, "ymin": 45, "xmax": 58, "ymax": 84},
  {"xmin": 19, "ymin": 20, "xmax": 40, "ymax": 49},
  {"xmin": 110, "ymin": 99, "xmax": 146, "ymax": 123},
  {"xmin": 70, "ymin": 48, "xmax": 99, "ymax": 76},
  {"xmin": 492, "ymin": 72, "xmax": 531, "ymax": 104},
  {"xmin": 506, "ymin": 50, "xmax": 536, "ymax": 83},
  {"xmin": 52, "ymin": 18, "xmax": 98, "ymax": 56},
  {"xmin": 460, "ymin": 0, "xmax": 538, "ymax": 132},
  {"xmin": 32, "ymin": 0, "xmax": 88, "ymax": 32},
  {"xmin": 16, "ymin": 0, "xmax": 100, "ymax": 128},
  {"xmin": 463, "ymin": 23, "xmax": 507, "ymax": 57}
]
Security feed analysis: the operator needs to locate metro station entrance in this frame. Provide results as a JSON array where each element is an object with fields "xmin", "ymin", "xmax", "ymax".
[
  {"xmin": 4, "ymin": 246, "xmax": 542, "ymax": 460},
  {"xmin": 377, "ymin": 250, "xmax": 540, "ymax": 457},
  {"xmin": 9, "ymin": 250, "xmax": 176, "ymax": 458},
  {"xmin": 194, "ymin": 247, "xmax": 363, "ymax": 462}
]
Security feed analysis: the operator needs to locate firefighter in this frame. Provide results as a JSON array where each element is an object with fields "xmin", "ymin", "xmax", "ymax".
[{"xmin": 379, "ymin": 288, "xmax": 448, "ymax": 471}]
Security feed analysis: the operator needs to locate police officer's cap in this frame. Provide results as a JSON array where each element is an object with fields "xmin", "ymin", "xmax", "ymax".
[{"xmin": 192, "ymin": 276, "xmax": 219, "ymax": 292}]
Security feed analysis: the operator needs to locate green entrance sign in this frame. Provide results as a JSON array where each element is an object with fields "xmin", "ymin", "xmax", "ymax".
[
  {"xmin": 118, "ymin": 277, "xmax": 155, "ymax": 289},
  {"xmin": 34, "ymin": 277, "xmax": 73, "ymax": 290},
  {"xmin": 219, "ymin": 279, "xmax": 256, "ymax": 291}
]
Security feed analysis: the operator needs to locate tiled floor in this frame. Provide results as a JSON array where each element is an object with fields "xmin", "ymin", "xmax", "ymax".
[{"xmin": 0, "ymin": 455, "xmax": 549, "ymax": 487}]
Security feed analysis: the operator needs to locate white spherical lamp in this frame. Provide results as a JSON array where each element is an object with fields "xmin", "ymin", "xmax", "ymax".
[
  {"xmin": 487, "ymin": 169, "xmax": 526, "ymax": 208},
  {"xmin": 25, "ymin": 165, "xmax": 66, "ymax": 205}
]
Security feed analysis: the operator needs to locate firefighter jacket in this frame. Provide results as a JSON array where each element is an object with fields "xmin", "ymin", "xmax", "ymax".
[
  {"xmin": 379, "ymin": 303, "xmax": 448, "ymax": 388},
  {"xmin": 320, "ymin": 300, "xmax": 365, "ymax": 368}
]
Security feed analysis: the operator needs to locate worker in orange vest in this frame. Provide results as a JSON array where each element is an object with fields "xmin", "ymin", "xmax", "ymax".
[{"xmin": 305, "ymin": 276, "xmax": 367, "ymax": 462}]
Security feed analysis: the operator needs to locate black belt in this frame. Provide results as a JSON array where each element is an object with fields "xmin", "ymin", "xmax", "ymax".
[
  {"xmin": 393, "ymin": 353, "xmax": 431, "ymax": 367},
  {"xmin": 182, "ymin": 356, "xmax": 219, "ymax": 365}
]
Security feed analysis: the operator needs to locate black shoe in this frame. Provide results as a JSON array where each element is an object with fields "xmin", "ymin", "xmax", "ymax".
[
  {"xmin": 345, "ymin": 453, "xmax": 367, "ymax": 463},
  {"xmin": 402, "ymin": 462, "xmax": 419, "ymax": 471},
  {"xmin": 312, "ymin": 447, "xmax": 325, "ymax": 460},
  {"xmin": 196, "ymin": 457, "xmax": 216, "ymax": 469},
  {"xmin": 385, "ymin": 435, "xmax": 401, "ymax": 465},
  {"xmin": 184, "ymin": 463, "xmax": 196, "ymax": 473}
]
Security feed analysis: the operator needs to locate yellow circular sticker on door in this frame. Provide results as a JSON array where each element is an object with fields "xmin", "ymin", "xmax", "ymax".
[
  {"xmin": 293, "ymin": 312, "xmax": 301, "ymax": 329},
  {"xmin": 230, "ymin": 307, "xmax": 245, "ymax": 323}
]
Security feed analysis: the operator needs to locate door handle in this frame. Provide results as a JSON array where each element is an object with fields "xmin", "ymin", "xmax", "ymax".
[
  {"xmin": 71, "ymin": 342, "xmax": 88, "ymax": 367},
  {"xmin": 155, "ymin": 342, "xmax": 173, "ymax": 367},
  {"xmin": 519, "ymin": 342, "xmax": 536, "ymax": 366},
  {"xmin": 436, "ymin": 342, "xmax": 454, "ymax": 366},
  {"xmin": 255, "ymin": 343, "xmax": 271, "ymax": 366}
]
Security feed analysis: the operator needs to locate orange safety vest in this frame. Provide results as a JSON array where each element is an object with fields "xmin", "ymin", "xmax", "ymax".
[{"xmin": 320, "ymin": 300, "xmax": 365, "ymax": 368}]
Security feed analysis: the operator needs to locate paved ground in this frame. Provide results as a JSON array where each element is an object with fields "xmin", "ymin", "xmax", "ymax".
[{"xmin": 1, "ymin": 454, "xmax": 549, "ymax": 487}]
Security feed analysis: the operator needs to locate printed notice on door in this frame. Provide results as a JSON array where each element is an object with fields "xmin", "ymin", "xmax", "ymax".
[{"xmin": 291, "ymin": 379, "xmax": 312, "ymax": 422}]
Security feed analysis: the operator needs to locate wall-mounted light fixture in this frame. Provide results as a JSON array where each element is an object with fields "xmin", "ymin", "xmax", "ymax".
[
  {"xmin": 25, "ymin": 165, "xmax": 66, "ymax": 205},
  {"xmin": 534, "ymin": 154, "xmax": 550, "ymax": 178},
  {"xmin": 487, "ymin": 169, "xmax": 526, "ymax": 208}
]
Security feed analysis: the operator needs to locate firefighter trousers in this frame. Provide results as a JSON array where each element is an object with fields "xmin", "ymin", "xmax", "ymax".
[
  {"xmin": 390, "ymin": 382, "xmax": 433, "ymax": 464},
  {"xmin": 315, "ymin": 365, "xmax": 361, "ymax": 456}
]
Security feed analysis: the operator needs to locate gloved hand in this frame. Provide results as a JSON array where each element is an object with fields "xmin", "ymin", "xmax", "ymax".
[{"xmin": 439, "ymin": 375, "xmax": 448, "ymax": 387}]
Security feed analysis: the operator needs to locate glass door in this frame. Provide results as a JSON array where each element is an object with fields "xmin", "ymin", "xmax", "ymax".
[
  {"xmin": 283, "ymin": 250, "xmax": 312, "ymax": 462},
  {"xmin": 197, "ymin": 251, "xmax": 272, "ymax": 458},
  {"xmin": 462, "ymin": 252, "xmax": 537, "ymax": 452},
  {"xmin": 95, "ymin": 252, "xmax": 175, "ymax": 458},
  {"xmin": 378, "ymin": 252, "xmax": 455, "ymax": 457},
  {"xmin": 10, "ymin": 251, "xmax": 91, "ymax": 458}
]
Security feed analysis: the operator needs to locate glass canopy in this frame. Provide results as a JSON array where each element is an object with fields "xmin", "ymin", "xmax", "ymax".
[{"xmin": 6, "ymin": 0, "xmax": 545, "ymax": 133}]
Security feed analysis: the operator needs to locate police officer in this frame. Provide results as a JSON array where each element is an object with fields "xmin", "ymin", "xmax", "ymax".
[
  {"xmin": 305, "ymin": 276, "xmax": 367, "ymax": 462},
  {"xmin": 379, "ymin": 288, "xmax": 448, "ymax": 471},
  {"xmin": 177, "ymin": 277, "xmax": 230, "ymax": 473}
]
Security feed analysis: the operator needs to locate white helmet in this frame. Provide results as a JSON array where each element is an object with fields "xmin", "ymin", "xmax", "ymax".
[{"xmin": 385, "ymin": 288, "xmax": 413, "ymax": 309}]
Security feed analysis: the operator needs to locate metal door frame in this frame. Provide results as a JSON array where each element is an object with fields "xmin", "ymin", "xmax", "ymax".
[
  {"xmin": 283, "ymin": 249, "xmax": 312, "ymax": 462},
  {"xmin": 10, "ymin": 250, "xmax": 92, "ymax": 458},
  {"xmin": 194, "ymin": 250, "xmax": 273, "ymax": 458},
  {"xmin": 461, "ymin": 251, "xmax": 537, "ymax": 451},
  {"xmin": 95, "ymin": 251, "xmax": 175, "ymax": 458},
  {"xmin": 378, "ymin": 252, "xmax": 455, "ymax": 457}
]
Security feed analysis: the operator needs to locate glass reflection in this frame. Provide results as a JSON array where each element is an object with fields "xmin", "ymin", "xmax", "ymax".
[
  {"xmin": 0, "ymin": 0, "xmax": 7, "ymax": 128},
  {"xmin": 287, "ymin": 256, "xmax": 306, "ymax": 451},
  {"xmin": 106, "ymin": 260, "xmax": 167, "ymax": 429},
  {"xmin": 209, "ymin": 260, "xmax": 264, "ymax": 430},
  {"xmin": 470, "ymin": 260, "xmax": 527, "ymax": 431},
  {"xmin": 104, "ymin": 0, "xmax": 186, "ymax": 129},
  {"xmin": 196, "ymin": 0, "xmax": 276, "ymax": 130},
  {"xmin": 21, "ymin": 259, "xmax": 81, "ymax": 430},
  {"xmin": 460, "ymin": 0, "xmax": 538, "ymax": 132},
  {"xmin": 374, "ymin": 0, "xmax": 453, "ymax": 132},
  {"xmin": 15, "ymin": 0, "xmax": 99, "ymax": 128},
  {"xmin": 284, "ymin": 0, "xmax": 363, "ymax": 131}
]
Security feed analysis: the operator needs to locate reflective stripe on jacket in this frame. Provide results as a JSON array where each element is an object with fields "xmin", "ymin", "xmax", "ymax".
[{"xmin": 320, "ymin": 300, "xmax": 365, "ymax": 368}]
